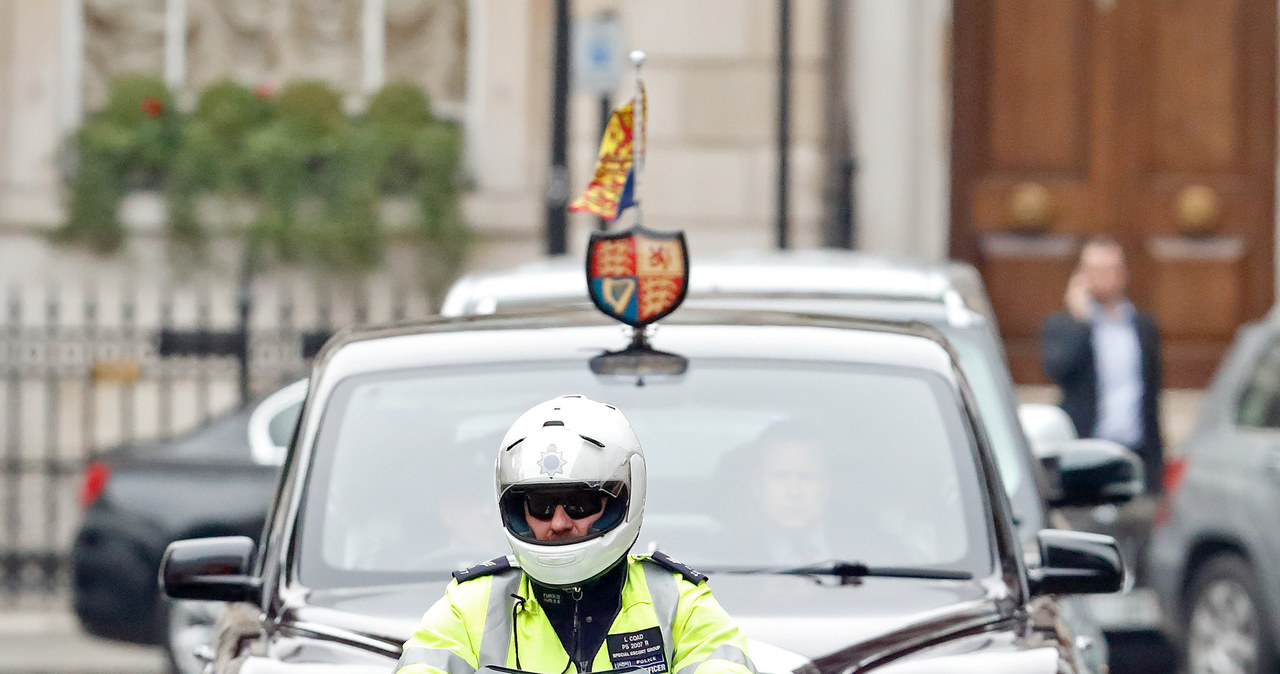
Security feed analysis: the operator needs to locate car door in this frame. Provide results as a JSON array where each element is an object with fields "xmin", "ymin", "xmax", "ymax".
[{"xmin": 1218, "ymin": 330, "xmax": 1280, "ymax": 582}]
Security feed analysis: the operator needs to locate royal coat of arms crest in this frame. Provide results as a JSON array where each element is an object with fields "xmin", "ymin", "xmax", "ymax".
[{"xmin": 586, "ymin": 227, "xmax": 689, "ymax": 327}]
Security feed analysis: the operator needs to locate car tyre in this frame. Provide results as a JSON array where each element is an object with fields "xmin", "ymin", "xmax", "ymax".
[
  {"xmin": 161, "ymin": 598, "xmax": 225, "ymax": 674},
  {"xmin": 1183, "ymin": 554, "xmax": 1277, "ymax": 674}
]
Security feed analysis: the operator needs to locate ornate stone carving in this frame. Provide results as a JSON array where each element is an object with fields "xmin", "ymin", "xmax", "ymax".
[
  {"xmin": 282, "ymin": 0, "xmax": 362, "ymax": 89},
  {"xmin": 386, "ymin": 0, "xmax": 466, "ymax": 107},
  {"xmin": 83, "ymin": 0, "xmax": 166, "ymax": 110},
  {"xmin": 80, "ymin": 0, "xmax": 464, "ymax": 111},
  {"xmin": 185, "ymin": 0, "xmax": 278, "ymax": 93},
  {"xmin": 188, "ymin": 0, "xmax": 364, "ymax": 95}
]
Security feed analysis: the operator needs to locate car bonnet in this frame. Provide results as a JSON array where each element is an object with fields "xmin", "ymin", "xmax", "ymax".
[{"xmin": 289, "ymin": 572, "xmax": 1007, "ymax": 673}]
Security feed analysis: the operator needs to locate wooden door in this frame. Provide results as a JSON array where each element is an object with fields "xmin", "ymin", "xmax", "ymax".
[{"xmin": 951, "ymin": 0, "xmax": 1276, "ymax": 388}]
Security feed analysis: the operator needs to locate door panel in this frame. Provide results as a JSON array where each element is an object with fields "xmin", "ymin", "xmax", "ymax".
[
  {"xmin": 968, "ymin": 0, "xmax": 1100, "ymax": 238},
  {"xmin": 1142, "ymin": 3, "xmax": 1239, "ymax": 171},
  {"xmin": 987, "ymin": 1, "xmax": 1090, "ymax": 172},
  {"xmin": 1117, "ymin": 0, "xmax": 1276, "ymax": 385},
  {"xmin": 952, "ymin": 0, "xmax": 1276, "ymax": 388}
]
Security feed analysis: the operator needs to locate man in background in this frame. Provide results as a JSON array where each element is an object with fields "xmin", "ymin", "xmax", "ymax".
[{"xmin": 1041, "ymin": 237, "xmax": 1164, "ymax": 494}]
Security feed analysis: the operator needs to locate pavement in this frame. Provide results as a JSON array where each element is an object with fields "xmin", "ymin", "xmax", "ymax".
[{"xmin": 0, "ymin": 596, "xmax": 166, "ymax": 674}]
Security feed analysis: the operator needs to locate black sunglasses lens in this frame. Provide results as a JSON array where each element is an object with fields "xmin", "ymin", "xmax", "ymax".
[
  {"xmin": 561, "ymin": 492, "xmax": 604, "ymax": 518},
  {"xmin": 525, "ymin": 494, "xmax": 557, "ymax": 520},
  {"xmin": 525, "ymin": 490, "xmax": 605, "ymax": 521}
]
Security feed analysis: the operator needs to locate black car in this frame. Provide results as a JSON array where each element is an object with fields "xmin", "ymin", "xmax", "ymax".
[
  {"xmin": 162, "ymin": 306, "xmax": 1125, "ymax": 674},
  {"xmin": 71, "ymin": 380, "xmax": 306, "ymax": 673}
]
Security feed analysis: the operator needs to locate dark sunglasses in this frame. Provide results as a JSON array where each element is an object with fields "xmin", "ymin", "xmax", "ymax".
[{"xmin": 524, "ymin": 488, "xmax": 607, "ymax": 521}]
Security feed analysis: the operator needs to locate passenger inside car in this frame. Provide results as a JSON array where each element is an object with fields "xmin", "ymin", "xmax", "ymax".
[
  {"xmin": 715, "ymin": 414, "xmax": 969, "ymax": 569},
  {"xmin": 717, "ymin": 421, "xmax": 835, "ymax": 565}
]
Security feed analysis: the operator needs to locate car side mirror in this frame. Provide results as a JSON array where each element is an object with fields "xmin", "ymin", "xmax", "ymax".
[
  {"xmin": 1030, "ymin": 529, "xmax": 1123, "ymax": 596},
  {"xmin": 1050, "ymin": 438, "xmax": 1144, "ymax": 507},
  {"xmin": 160, "ymin": 536, "xmax": 261, "ymax": 603},
  {"xmin": 1017, "ymin": 403, "xmax": 1076, "ymax": 501},
  {"xmin": 1018, "ymin": 403, "xmax": 1078, "ymax": 455}
]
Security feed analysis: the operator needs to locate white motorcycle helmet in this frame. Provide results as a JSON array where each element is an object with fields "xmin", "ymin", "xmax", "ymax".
[{"xmin": 496, "ymin": 395, "xmax": 647, "ymax": 587}]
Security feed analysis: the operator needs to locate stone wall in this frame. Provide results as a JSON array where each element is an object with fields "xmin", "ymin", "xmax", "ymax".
[
  {"xmin": 0, "ymin": 0, "xmax": 65, "ymax": 229},
  {"xmin": 0, "ymin": 0, "xmax": 954, "ymax": 288}
]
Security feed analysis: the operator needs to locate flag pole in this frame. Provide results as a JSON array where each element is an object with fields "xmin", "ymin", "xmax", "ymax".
[{"xmin": 629, "ymin": 50, "xmax": 646, "ymax": 225}]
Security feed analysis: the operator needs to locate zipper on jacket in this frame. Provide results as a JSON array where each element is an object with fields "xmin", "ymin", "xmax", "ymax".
[{"xmin": 570, "ymin": 586, "xmax": 587, "ymax": 672}]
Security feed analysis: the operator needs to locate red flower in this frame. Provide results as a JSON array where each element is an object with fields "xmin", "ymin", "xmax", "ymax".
[
  {"xmin": 140, "ymin": 95, "xmax": 163, "ymax": 118},
  {"xmin": 255, "ymin": 83, "xmax": 275, "ymax": 100}
]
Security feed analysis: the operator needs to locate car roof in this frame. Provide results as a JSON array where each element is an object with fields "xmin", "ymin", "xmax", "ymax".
[
  {"xmin": 311, "ymin": 307, "xmax": 962, "ymax": 388},
  {"xmin": 441, "ymin": 249, "xmax": 994, "ymax": 323}
]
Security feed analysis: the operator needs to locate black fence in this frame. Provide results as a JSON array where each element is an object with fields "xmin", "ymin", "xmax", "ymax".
[{"xmin": 0, "ymin": 281, "xmax": 428, "ymax": 599}]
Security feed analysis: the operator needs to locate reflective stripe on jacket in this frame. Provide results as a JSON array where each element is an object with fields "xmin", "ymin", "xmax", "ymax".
[{"xmin": 396, "ymin": 555, "xmax": 755, "ymax": 674}]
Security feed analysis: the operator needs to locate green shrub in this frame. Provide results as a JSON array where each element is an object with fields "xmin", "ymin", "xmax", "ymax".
[
  {"xmin": 274, "ymin": 80, "xmax": 346, "ymax": 139},
  {"xmin": 57, "ymin": 73, "xmax": 180, "ymax": 252},
  {"xmin": 60, "ymin": 75, "xmax": 469, "ymax": 286},
  {"xmin": 195, "ymin": 80, "xmax": 270, "ymax": 141},
  {"xmin": 365, "ymin": 80, "xmax": 433, "ymax": 144}
]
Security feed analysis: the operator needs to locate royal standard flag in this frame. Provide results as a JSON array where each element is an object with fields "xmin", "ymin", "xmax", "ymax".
[{"xmin": 570, "ymin": 89, "xmax": 645, "ymax": 219}]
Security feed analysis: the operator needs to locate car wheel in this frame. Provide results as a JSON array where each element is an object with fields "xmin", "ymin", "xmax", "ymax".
[
  {"xmin": 1184, "ymin": 554, "xmax": 1277, "ymax": 674},
  {"xmin": 163, "ymin": 599, "xmax": 225, "ymax": 674}
]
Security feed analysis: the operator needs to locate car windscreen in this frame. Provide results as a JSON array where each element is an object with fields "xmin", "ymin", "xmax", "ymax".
[
  {"xmin": 641, "ymin": 295, "xmax": 1039, "ymax": 529},
  {"xmin": 296, "ymin": 359, "xmax": 994, "ymax": 589}
]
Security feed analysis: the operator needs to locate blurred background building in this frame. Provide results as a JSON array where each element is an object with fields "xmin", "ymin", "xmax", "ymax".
[
  {"xmin": 0, "ymin": 0, "xmax": 1273, "ymax": 389},
  {"xmin": 0, "ymin": 1, "xmax": 949, "ymax": 302}
]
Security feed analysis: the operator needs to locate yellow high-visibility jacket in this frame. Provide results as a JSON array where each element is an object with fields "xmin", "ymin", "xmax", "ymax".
[{"xmin": 396, "ymin": 554, "xmax": 755, "ymax": 674}]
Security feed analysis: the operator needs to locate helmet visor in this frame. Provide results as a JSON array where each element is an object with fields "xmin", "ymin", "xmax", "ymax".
[{"xmin": 499, "ymin": 481, "xmax": 629, "ymax": 546}]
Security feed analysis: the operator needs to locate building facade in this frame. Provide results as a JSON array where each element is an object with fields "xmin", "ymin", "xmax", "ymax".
[
  {"xmin": 8, "ymin": 0, "xmax": 1265, "ymax": 387},
  {"xmin": 0, "ymin": 0, "xmax": 949, "ymax": 284}
]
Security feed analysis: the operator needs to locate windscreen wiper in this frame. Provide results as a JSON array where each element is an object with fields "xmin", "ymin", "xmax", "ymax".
[{"xmin": 729, "ymin": 560, "xmax": 973, "ymax": 584}]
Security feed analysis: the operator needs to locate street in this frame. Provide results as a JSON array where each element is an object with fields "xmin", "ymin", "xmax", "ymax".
[{"xmin": 0, "ymin": 598, "xmax": 165, "ymax": 674}]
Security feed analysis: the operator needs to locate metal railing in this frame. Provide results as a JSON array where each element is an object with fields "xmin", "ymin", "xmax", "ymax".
[{"xmin": 0, "ymin": 281, "xmax": 428, "ymax": 597}]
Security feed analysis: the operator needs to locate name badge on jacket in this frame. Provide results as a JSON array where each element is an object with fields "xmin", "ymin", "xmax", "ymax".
[{"xmin": 606, "ymin": 627, "xmax": 668, "ymax": 674}]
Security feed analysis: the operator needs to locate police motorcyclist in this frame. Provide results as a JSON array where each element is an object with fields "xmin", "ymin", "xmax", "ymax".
[{"xmin": 396, "ymin": 395, "xmax": 756, "ymax": 674}]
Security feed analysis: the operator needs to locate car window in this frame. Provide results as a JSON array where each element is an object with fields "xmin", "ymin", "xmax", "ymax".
[
  {"xmin": 939, "ymin": 329, "xmax": 1024, "ymax": 495},
  {"xmin": 1236, "ymin": 338, "xmax": 1280, "ymax": 428},
  {"xmin": 297, "ymin": 359, "xmax": 994, "ymax": 589},
  {"xmin": 269, "ymin": 401, "xmax": 303, "ymax": 447}
]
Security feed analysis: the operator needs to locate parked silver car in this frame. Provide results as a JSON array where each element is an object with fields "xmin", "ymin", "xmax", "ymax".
[
  {"xmin": 1147, "ymin": 310, "xmax": 1280, "ymax": 673},
  {"xmin": 443, "ymin": 249, "xmax": 1151, "ymax": 670}
]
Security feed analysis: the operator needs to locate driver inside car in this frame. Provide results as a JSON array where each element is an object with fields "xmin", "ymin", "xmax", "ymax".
[{"xmin": 396, "ymin": 395, "xmax": 757, "ymax": 674}]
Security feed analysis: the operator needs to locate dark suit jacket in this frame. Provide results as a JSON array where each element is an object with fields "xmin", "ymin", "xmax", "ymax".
[{"xmin": 1040, "ymin": 309, "xmax": 1163, "ymax": 469}]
